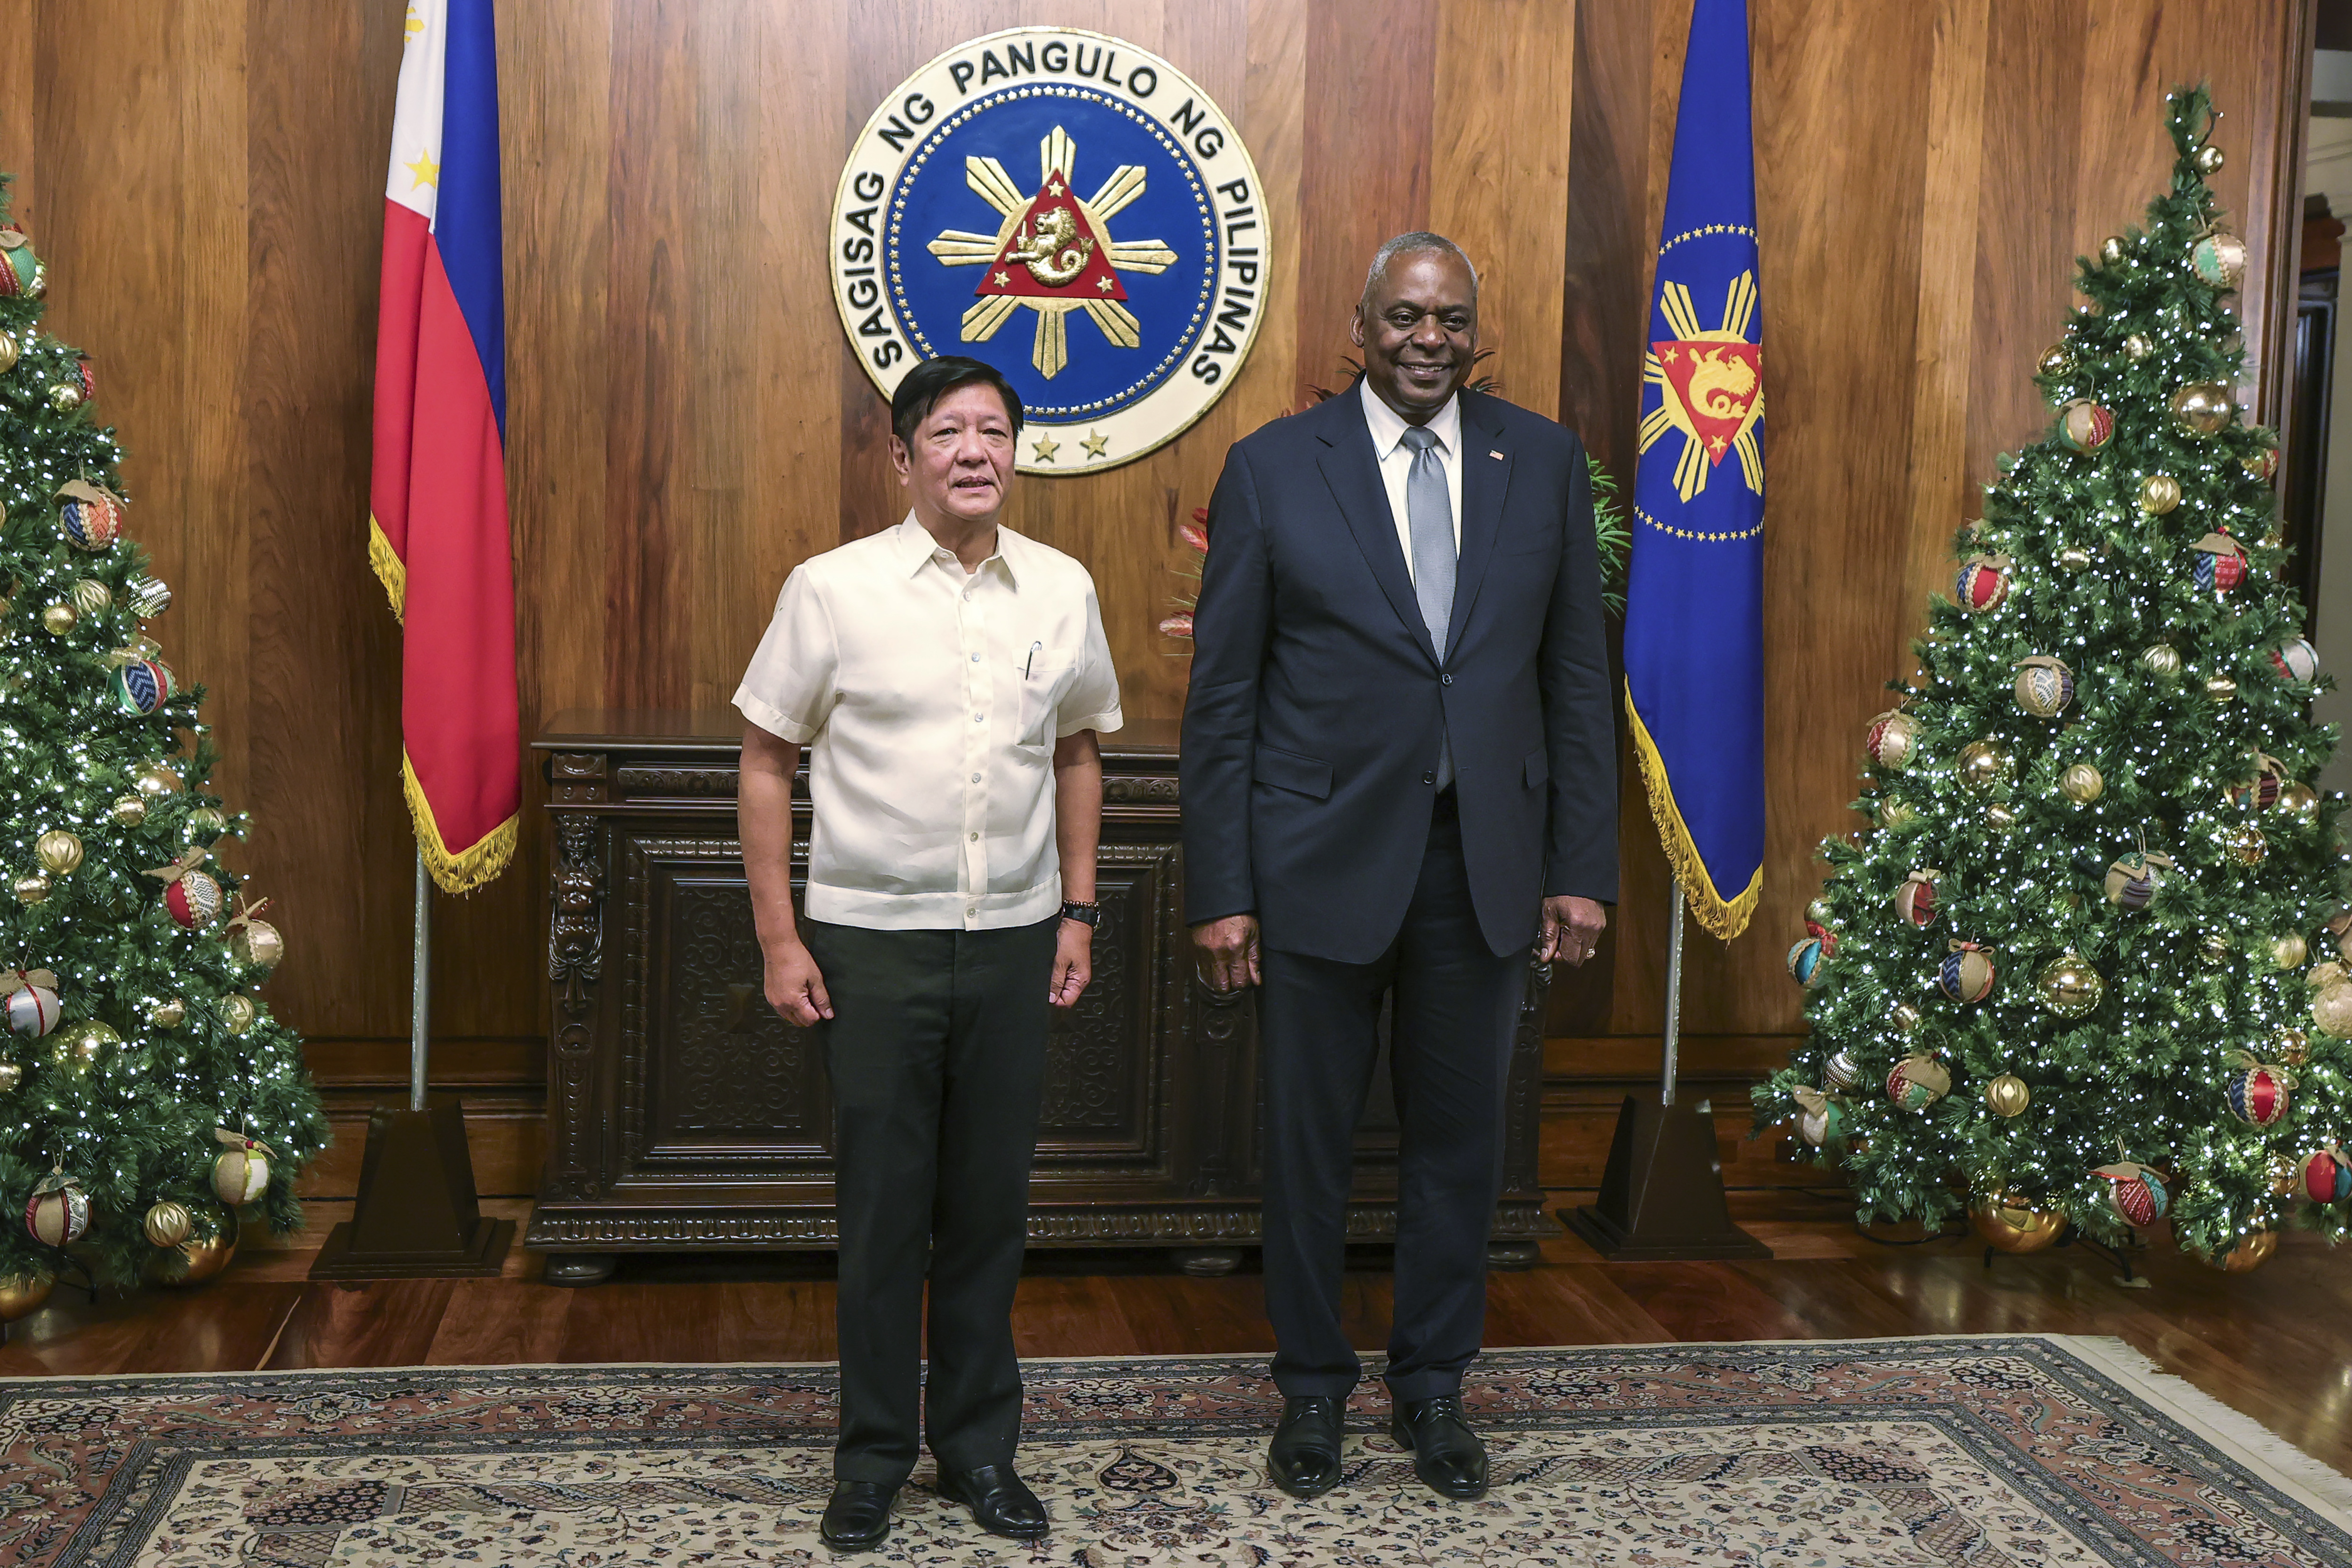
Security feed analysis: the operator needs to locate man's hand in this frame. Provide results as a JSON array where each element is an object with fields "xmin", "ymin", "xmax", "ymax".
[
  {"xmin": 1538, "ymin": 896, "xmax": 1607, "ymax": 965},
  {"xmin": 1051, "ymin": 919, "xmax": 1093, "ymax": 1007},
  {"xmin": 1192, "ymin": 913, "xmax": 1262, "ymax": 993},
  {"xmin": 764, "ymin": 941, "xmax": 834, "ymax": 1027}
]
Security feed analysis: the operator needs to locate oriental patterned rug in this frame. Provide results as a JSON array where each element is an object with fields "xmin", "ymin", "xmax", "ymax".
[{"xmin": 5, "ymin": 1337, "xmax": 2350, "ymax": 1566}]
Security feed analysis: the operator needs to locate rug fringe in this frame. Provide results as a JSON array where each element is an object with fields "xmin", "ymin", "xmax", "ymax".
[{"xmin": 2055, "ymin": 1335, "xmax": 2352, "ymax": 1527}]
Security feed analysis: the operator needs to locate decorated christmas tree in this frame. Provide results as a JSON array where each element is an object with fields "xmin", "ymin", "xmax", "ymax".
[
  {"xmin": 0, "ymin": 178, "xmax": 323, "ymax": 1304},
  {"xmin": 1758, "ymin": 89, "xmax": 2349, "ymax": 1270}
]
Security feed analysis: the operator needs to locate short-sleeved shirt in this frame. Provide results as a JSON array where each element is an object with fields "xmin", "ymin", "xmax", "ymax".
[{"xmin": 734, "ymin": 514, "xmax": 1123, "ymax": 931}]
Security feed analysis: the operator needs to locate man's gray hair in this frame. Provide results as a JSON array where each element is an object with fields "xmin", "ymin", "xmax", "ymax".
[{"xmin": 1360, "ymin": 231, "xmax": 1480, "ymax": 309}]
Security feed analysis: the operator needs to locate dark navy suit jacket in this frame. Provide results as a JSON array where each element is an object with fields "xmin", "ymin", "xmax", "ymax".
[{"xmin": 1180, "ymin": 384, "xmax": 1618, "ymax": 963}]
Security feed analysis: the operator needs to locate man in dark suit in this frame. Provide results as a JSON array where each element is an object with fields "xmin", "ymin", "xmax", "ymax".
[{"xmin": 1181, "ymin": 233, "xmax": 1616, "ymax": 1501}]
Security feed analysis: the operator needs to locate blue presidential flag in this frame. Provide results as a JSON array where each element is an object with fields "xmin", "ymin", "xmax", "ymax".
[{"xmin": 1623, "ymin": 0, "xmax": 1765, "ymax": 940}]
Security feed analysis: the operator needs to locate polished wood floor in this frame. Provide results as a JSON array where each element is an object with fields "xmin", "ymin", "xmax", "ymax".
[{"xmin": 4, "ymin": 1192, "xmax": 2348, "ymax": 1475}]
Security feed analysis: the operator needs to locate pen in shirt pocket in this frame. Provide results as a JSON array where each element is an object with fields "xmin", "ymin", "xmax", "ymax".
[{"xmin": 1025, "ymin": 641, "xmax": 1041, "ymax": 678}]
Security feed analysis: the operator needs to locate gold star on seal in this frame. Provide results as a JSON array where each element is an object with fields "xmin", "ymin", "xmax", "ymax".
[
  {"xmin": 1031, "ymin": 434, "xmax": 1061, "ymax": 463},
  {"xmin": 1081, "ymin": 430, "xmax": 1109, "ymax": 459}
]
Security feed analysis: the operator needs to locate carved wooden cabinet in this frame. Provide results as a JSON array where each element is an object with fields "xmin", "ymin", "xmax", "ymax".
[{"xmin": 530, "ymin": 711, "xmax": 1552, "ymax": 1281}]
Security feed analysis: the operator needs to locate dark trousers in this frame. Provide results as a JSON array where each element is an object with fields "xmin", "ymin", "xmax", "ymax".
[
  {"xmin": 801, "ymin": 916, "xmax": 1056, "ymax": 1484},
  {"xmin": 1257, "ymin": 794, "xmax": 1527, "ymax": 1401}
]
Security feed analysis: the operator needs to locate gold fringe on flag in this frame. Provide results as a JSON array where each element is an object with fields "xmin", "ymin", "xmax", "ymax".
[
  {"xmin": 367, "ymin": 514, "xmax": 406, "ymax": 621},
  {"xmin": 1625, "ymin": 682, "xmax": 1761, "ymax": 940},
  {"xmin": 401, "ymin": 750, "xmax": 517, "ymax": 895}
]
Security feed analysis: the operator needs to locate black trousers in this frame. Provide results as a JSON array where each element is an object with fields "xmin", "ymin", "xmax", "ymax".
[
  {"xmin": 1257, "ymin": 794, "xmax": 1527, "ymax": 1401},
  {"xmin": 801, "ymin": 916, "xmax": 1056, "ymax": 1484}
]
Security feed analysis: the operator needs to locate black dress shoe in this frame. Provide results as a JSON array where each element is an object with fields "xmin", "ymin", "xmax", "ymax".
[
  {"xmin": 1390, "ymin": 1395, "xmax": 1488, "ymax": 1499},
  {"xmin": 1268, "ymin": 1394, "xmax": 1345, "ymax": 1498},
  {"xmin": 938, "ymin": 1463, "xmax": 1049, "ymax": 1539},
  {"xmin": 818, "ymin": 1480, "xmax": 896, "ymax": 1550}
]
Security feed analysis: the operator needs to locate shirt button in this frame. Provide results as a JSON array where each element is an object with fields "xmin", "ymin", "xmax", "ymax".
[
  {"xmin": 1441, "ymin": 673, "xmax": 1454, "ymax": 685},
  {"xmin": 1422, "ymin": 771, "xmax": 1436, "ymax": 785},
  {"xmin": 971, "ymin": 773, "xmax": 981, "ymax": 782},
  {"xmin": 969, "ymin": 831, "xmax": 979, "ymax": 841},
  {"xmin": 975, "ymin": 714, "xmax": 984, "ymax": 722},
  {"xmin": 971, "ymin": 653, "xmax": 981, "ymax": 662}
]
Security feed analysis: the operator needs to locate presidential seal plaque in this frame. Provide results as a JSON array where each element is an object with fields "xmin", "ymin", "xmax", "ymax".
[{"xmin": 831, "ymin": 28, "xmax": 1268, "ymax": 473}]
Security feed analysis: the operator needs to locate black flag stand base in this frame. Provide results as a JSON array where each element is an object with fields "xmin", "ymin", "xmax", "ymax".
[
  {"xmin": 308, "ymin": 851, "xmax": 514, "ymax": 1281},
  {"xmin": 1565, "ymin": 1094, "xmax": 1769, "ymax": 1260},
  {"xmin": 1563, "ymin": 886, "xmax": 1770, "ymax": 1262},
  {"xmin": 308, "ymin": 1100, "xmax": 513, "ymax": 1280}
]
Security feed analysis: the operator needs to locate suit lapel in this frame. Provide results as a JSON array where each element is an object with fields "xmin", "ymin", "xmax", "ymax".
[
  {"xmin": 1315, "ymin": 390, "xmax": 1436, "ymax": 663},
  {"xmin": 1445, "ymin": 393, "xmax": 1510, "ymax": 659}
]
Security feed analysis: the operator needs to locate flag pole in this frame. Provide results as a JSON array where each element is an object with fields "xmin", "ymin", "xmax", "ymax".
[
  {"xmin": 411, "ymin": 849, "xmax": 431, "ymax": 1113},
  {"xmin": 1661, "ymin": 887, "xmax": 1684, "ymax": 1107}
]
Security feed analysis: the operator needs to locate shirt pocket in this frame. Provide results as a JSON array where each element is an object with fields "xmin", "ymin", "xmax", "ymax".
[{"xmin": 1018, "ymin": 651, "xmax": 1077, "ymax": 748}]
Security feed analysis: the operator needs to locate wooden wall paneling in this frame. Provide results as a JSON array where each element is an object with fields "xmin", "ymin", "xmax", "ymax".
[{"xmin": 1429, "ymin": 0, "xmax": 1577, "ymax": 421}]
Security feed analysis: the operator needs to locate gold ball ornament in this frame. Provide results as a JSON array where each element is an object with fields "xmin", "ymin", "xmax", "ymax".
[
  {"xmin": 2036, "ymin": 951, "xmax": 2103, "ymax": 1018},
  {"xmin": 0, "ymin": 1273, "xmax": 52, "ymax": 1321},
  {"xmin": 2205, "ymin": 674, "xmax": 2239, "ymax": 704},
  {"xmin": 0, "ymin": 1060, "xmax": 19, "ymax": 1093},
  {"xmin": 154, "ymin": 1212, "xmax": 237, "ymax": 1287},
  {"xmin": 229, "ymin": 918, "xmax": 284, "ymax": 973},
  {"xmin": 2193, "ymin": 228, "xmax": 2250, "ymax": 287},
  {"xmin": 2123, "ymin": 332, "xmax": 2153, "ymax": 360},
  {"xmin": 110, "ymin": 794, "xmax": 147, "ymax": 828},
  {"xmin": 0, "ymin": 330, "xmax": 16, "ymax": 373},
  {"xmin": 2141, "ymin": 643, "xmax": 2182, "ymax": 679},
  {"xmin": 2280, "ymin": 782, "xmax": 2321, "ymax": 821},
  {"xmin": 2274, "ymin": 1027, "xmax": 2312, "ymax": 1067},
  {"xmin": 1957, "ymin": 741, "xmax": 2013, "ymax": 793},
  {"xmin": 186, "ymin": 806, "xmax": 228, "ymax": 842},
  {"xmin": 1878, "ymin": 798, "xmax": 1917, "ymax": 829},
  {"xmin": 2273, "ymin": 1153, "xmax": 2301, "ymax": 1197},
  {"xmin": 2055, "ymin": 543, "xmax": 2095, "ymax": 573},
  {"xmin": 2036, "ymin": 343, "xmax": 2072, "ymax": 376},
  {"xmin": 1985, "ymin": 802, "xmax": 2019, "ymax": 833},
  {"xmin": 2194, "ymin": 1230, "xmax": 2278, "ymax": 1274},
  {"xmin": 149, "ymin": 997, "xmax": 186, "ymax": 1029},
  {"xmin": 68, "ymin": 579, "xmax": 109, "ymax": 616},
  {"xmin": 2274, "ymin": 933, "xmax": 2310, "ymax": 971},
  {"xmin": 1970, "ymin": 1193, "xmax": 2067, "ymax": 1253},
  {"xmin": 2202, "ymin": 932, "xmax": 2233, "ymax": 967},
  {"xmin": 2171, "ymin": 382, "xmax": 2235, "ymax": 436},
  {"xmin": 49, "ymin": 1019, "xmax": 114, "ymax": 1075},
  {"xmin": 1805, "ymin": 898, "xmax": 1832, "ymax": 926},
  {"xmin": 11, "ymin": 871, "xmax": 50, "ymax": 906},
  {"xmin": 218, "ymin": 994, "xmax": 257, "ymax": 1035},
  {"xmin": 2314, "ymin": 981, "xmax": 2352, "ymax": 1038},
  {"xmin": 1985, "ymin": 1074, "xmax": 2031, "ymax": 1116},
  {"xmin": 2099, "ymin": 235, "xmax": 2126, "ymax": 265},
  {"xmin": 2225, "ymin": 823, "xmax": 2268, "ymax": 865},
  {"xmin": 143, "ymin": 1199, "xmax": 192, "ymax": 1248},
  {"xmin": 33, "ymin": 830, "xmax": 81, "ymax": 876},
  {"xmin": 38, "ymin": 601, "xmax": 73, "ymax": 636},
  {"xmin": 2059, "ymin": 763, "xmax": 2104, "ymax": 803},
  {"xmin": 2138, "ymin": 473, "xmax": 2182, "ymax": 514},
  {"xmin": 47, "ymin": 381, "xmax": 82, "ymax": 413},
  {"xmin": 2195, "ymin": 143, "xmax": 2226, "ymax": 175},
  {"xmin": 1891, "ymin": 1002, "xmax": 1923, "ymax": 1033},
  {"xmin": 135, "ymin": 763, "xmax": 184, "ymax": 800},
  {"xmin": 2311, "ymin": 960, "xmax": 2350, "ymax": 992}
]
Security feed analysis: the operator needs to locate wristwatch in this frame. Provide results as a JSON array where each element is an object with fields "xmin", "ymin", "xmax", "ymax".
[{"xmin": 1060, "ymin": 899, "xmax": 1102, "ymax": 928}]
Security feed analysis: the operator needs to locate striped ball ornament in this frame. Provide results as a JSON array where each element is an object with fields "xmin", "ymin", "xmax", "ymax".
[
  {"xmin": 1955, "ymin": 554, "xmax": 2011, "ymax": 613},
  {"xmin": 56, "ymin": 482, "xmax": 123, "ymax": 552},
  {"xmin": 1938, "ymin": 942, "xmax": 1996, "ymax": 1003},
  {"xmin": 164, "ymin": 869, "xmax": 223, "ymax": 930},
  {"xmin": 2303, "ymin": 1148, "xmax": 2352, "ymax": 1204},
  {"xmin": 128, "ymin": 576, "xmax": 171, "ymax": 619},
  {"xmin": 1865, "ymin": 709, "xmax": 1918, "ymax": 772},
  {"xmin": 2270, "ymin": 638, "xmax": 2320, "ymax": 685},
  {"xmin": 4, "ymin": 983, "xmax": 58, "ymax": 1040},
  {"xmin": 2097, "ymin": 1162, "xmax": 2168, "ymax": 1229},
  {"xmin": 24, "ymin": 1178, "xmax": 88, "ymax": 1248},
  {"xmin": 2193, "ymin": 532, "xmax": 2248, "ymax": 595},
  {"xmin": 2056, "ymin": 399, "xmax": 2115, "ymax": 454},
  {"xmin": 111, "ymin": 659, "xmax": 174, "ymax": 716},
  {"xmin": 1822, "ymin": 1049, "xmax": 1862, "ymax": 1091},
  {"xmin": 2228, "ymin": 1064, "xmax": 2291, "ymax": 1128},
  {"xmin": 2012, "ymin": 656, "xmax": 2074, "ymax": 718},
  {"xmin": 1886, "ymin": 1053, "xmax": 1951, "ymax": 1111}
]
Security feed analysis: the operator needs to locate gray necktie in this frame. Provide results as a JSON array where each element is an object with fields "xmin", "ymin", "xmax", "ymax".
[{"xmin": 1398, "ymin": 424, "xmax": 1455, "ymax": 787}]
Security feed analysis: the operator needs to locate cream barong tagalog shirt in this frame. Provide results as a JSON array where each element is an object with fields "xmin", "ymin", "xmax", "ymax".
[{"xmin": 734, "ymin": 515, "xmax": 1123, "ymax": 932}]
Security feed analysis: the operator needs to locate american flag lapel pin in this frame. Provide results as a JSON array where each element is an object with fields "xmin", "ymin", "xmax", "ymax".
[{"xmin": 1489, "ymin": 449, "xmax": 1505, "ymax": 460}]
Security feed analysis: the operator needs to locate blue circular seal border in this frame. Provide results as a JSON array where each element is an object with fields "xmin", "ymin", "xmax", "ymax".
[{"xmin": 830, "ymin": 29, "xmax": 1270, "ymax": 475}]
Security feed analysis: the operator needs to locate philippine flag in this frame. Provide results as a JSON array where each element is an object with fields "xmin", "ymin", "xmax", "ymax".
[{"xmin": 369, "ymin": 0, "xmax": 518, "ymax": 893}]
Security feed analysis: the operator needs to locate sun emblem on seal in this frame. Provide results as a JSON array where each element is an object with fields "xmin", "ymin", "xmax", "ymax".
[
  {"xmin": 926, "ymin": 126, "xmax": 1179, "ymax": 379},
  {"xmin": 1638, "ymin": 270, "xmax": 1763, "ymax": 503}
]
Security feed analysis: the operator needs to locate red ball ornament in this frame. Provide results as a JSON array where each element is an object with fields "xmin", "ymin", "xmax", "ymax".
[
  {"xmin": 164, "ymin": 870, "xmax": 222, "ymax": 930},
  {"xmin": 2227, "ymin": 1059, "xmax": 2291, "ymax": 1127},
  {"xmin": 1955, "ymin": 555, "xmax": 2011, "ymax": 613},
  {"xmin": 2193, "ymin": 531, "xmax": 2248, "ymax": 595},
  {"xmin": 2303, "ymin": 1147, "xmax": 2352, "ymax": 1204},
  {"xmin": 1866, "ymin": 709, "xmax": 1918, "ymax": 772},
  {"xmin": 24, "ymin": 1170, "xmax": 88, "ymax": 1247},
  {"xmin": 2271, "ymin": 639, "xmax": 2320, "ymax": 685},
  {"xmin": 1893, "ymin": 871, "xmax": 1939, "ymax": 928},
  {"xmin": 2095, "ymin": 1161, "xmax": 2168, "ymax": 1228},
  {"xmin": 2057, "ymin": 399, "xmax": 2115, "ymax": 454}
]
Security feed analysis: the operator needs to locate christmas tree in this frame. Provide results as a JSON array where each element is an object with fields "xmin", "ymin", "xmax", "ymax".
[
  {"xmin": 0, "ymin": 177, "xmax": 324, "ymax": 1300},
  {"xmin": 1758, "ymin": 89, "xmax": 2350, "ymax": 1270}
]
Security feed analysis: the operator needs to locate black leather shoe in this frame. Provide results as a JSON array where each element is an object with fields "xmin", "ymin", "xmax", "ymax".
[
  {"xmin": 938, "ymin": 1464, "xmax": 1049, "ymax": 1539},
  {"xmin": 1268, "ymin": 1394, "xmax": 1345, "ymax": 1498},
  {"xmin": 1390, "ymin": 1395, "xmax": 1487, "ymax": 1499},
  {"xmin": 818, "ymin": 1480, "xmax": 896, "ymax": 1550}
]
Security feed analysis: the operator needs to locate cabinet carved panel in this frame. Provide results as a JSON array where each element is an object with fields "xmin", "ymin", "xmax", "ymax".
[{"xmin": 526, "ymin": 714, "xmax": 1552, "ymax": 1257}]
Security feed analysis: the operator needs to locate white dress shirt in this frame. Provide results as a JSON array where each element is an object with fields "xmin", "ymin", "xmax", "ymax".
[
  {"xmin": 1361, "ymin": 377, "xmax": 1462, "ymax": 580},
  {"xmin": 734, "ymin": 515, "xmax": 1123, "ymax": 932}
]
